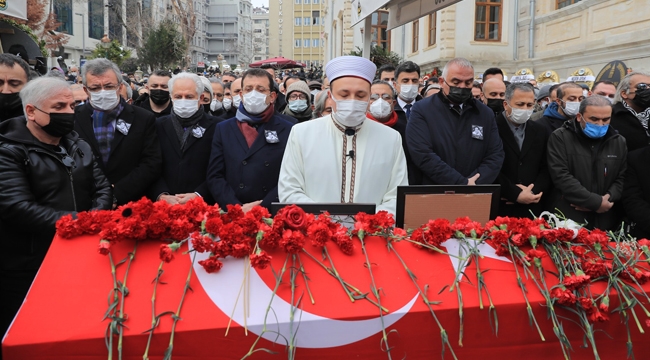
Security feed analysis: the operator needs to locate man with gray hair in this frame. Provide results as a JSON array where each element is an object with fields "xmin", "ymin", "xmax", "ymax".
[
  {"xmin": 547, "ymin": 95, "xmax": 627, "ymax": 230},
  {"xmin": 406, "ymin": 57, "xmax": 504, "ymax": 185},
  {"xmin": 0, "ymin": 76, "xmax": 112, "ymax": 339},
  {"xmin": 495, "ymin": 83, "xmax": 550, "ymax": 218},
  {"xmin": 312, "ymin": 89, "xmax": 333, "ymax": 118},
  {"xmin": 74, "ymin": 58, "xmax": 161, "ymax": 206},
  {"xmin": 610, "ymin": 71, "xmax": 650, "ymax": 152}
]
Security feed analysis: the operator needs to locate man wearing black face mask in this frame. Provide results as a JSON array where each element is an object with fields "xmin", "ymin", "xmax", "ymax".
[
  {"xmin": 610, "ymin": 72, "xmax": 650, "ymax": 152},
  {"xmin": 0, "ymin": 54, "xmax": 30, "ymax": 123},
  {"xmin": 406, "ymin": 57, "xmax": 504, "ymax": 185},
  {"xmin": 135, "ymin": 70, "xmax": 173, "ymax": 118},
  {"xmin": 0, "ymin": 76, "xmax": 112, "ymax": 341},
  {"xmin": 482, "ymin": 78, "xmax": 506, "ymax": 116}
]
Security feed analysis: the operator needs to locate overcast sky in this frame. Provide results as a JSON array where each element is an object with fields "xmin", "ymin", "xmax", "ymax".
[{"xmin": 252, "ymin": 0, "xmax": 268, "ymax": 7}]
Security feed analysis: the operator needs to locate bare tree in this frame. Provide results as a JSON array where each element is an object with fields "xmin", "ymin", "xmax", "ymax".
[
  {"xmin": 0, "ymin": 0, "xmax": 69, "ymax": 56},
  {"xmin": 170, "ymin": 0, "xmax": 196, "ymax": 67}
]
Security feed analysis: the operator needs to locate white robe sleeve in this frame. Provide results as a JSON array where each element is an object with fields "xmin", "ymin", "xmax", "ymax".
[
  {"xmin": 376, "ymin": 132, "xmax": 409, "ymax": 215},
  {"xmin": 278, "ymin": 128, "xmax": 316, "ymax": 203}
]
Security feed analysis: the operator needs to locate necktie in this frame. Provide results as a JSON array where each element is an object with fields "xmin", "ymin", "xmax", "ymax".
[{"xmin": 404, "ymin": 104, "xmax": 412, "ymax": 120}]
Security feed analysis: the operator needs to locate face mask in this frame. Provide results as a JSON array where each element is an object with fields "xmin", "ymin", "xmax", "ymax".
[
  {"xmin": 332, "ymin": 94, "xmax": 368, "ymax": 128},
  {"xmin": 399, "ymin": 84, "xmax": 418, "ymax": 101},
  {"xmin": 173, "ymin": 99, "xmax": 199, "ymax": 118},
  {"xmin": 486, "ymin": 98, "xmax": 504, "ymax": 114},
  {"xmin": 445, "ymin": 84, "xmax": 472, "ymax": 104},
  {"xmin": 242, "ymin": 90, "xmax": 269, "ymax": 114},
  {"xmin": 632, "ymin": 88, "xmax": 650, "ymax": 109},
  {"xmin": 232, "ymin": 95, "xmax": 241, "ymax": 109},
  {"xmin": 562, "ymin": 100, "xmax": 580, "ymax": 117},
  {"xmin": 89, "ymin": 89, "xmax": 120, "ymax": 111},
  {"xmin": 210, "ymin": 98, "xmax": 223, "ymax": 112},
  {"xmin": 34, "ymin": 108, "xmax": 75, "ymax": 137},
  {"xmin": 606, "ymin": 97, "xmax": 615, "ymax": 105},
  {"xmin": 69, "ymin": 72, "xmax": 78, "ymax": 77},
  {"xmin": 369, "ymin": 98, "xmax": 393, "ymax": 119},
  {"xmin": 581, "ymin": 120, "xmax": 609, "ymax": 139},
  {"xmin": 0, "ymin": 92, "xmax": 22, "ymax": 111},
  {"xmin": 288, "ymin": 99, "xmax": 308, "ymax": 113},
  {"xmin": 508, "ymin": 106, "xmax": 534, "ymax": 125},
  {"xmin": 149, "ymin": 89, "xmax": 170, "ymax": 105},
  {"xmin": 223, "ymin": 97, "xmax": 232, "ymax": 110},
  {"xmin": 203, "ymin": 103, "xmax": 211, "ymax": 113},
  {"xmin": 539, "ymin": 101, "xmax": 549, "ymax": 109},
  {"xmin": 582, "ymin": 90, "xmax": 588, "ymax": 98}
]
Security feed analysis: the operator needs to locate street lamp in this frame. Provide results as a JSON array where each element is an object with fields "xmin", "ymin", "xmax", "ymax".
[{"xmin": 100, "ymin": 34, "xmax": 111, "ymax": 59}]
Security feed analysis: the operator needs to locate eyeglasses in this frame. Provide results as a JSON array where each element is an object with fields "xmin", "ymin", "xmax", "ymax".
[
  {"xmin": 370, "ymin": 93, "xmax": 393, "ymax": 101},
  {"xmin": 86, "ymin": 84, "xmax": 118, "ymax": 92},
  {"xmin": 636, "ymin": 83, "xmax": 649, "ymax": 91},
  {"xmin": 288, "ymin": 93, "xmax": 307, "ymax": 100}
]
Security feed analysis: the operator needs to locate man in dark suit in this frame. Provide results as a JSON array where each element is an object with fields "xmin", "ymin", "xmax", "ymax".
[
  {"xmin": 150, "ymin": 73, "xmax": 221, "ymax": 205},
  {"xmin": 622, "ymin": 145, "xmax": 650, "ymax": 239},
  {"xmin": 610, "ymin": 72, "xmax": 650, "ymax": 152},
  {"xmin": 75, "ymin": 58, "xmax": 162, "ymax": 206},
  {"xmin": 207, "ymin": 68, "xmax": 294, "ymax": 211},
  {"xmin": 394, "ymin": 61, "xmax": 421, "ymax": 124},
  {"xmin": 495, "ymin": 83, "xmax": 550, "ymax": 218}
]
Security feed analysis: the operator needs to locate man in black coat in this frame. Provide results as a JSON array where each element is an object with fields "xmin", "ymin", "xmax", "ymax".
[
  {"xmin": 0, "ymin": 77, "xmax": 112, "ymax": 340},
  {"xmin": 536, "ymin": 82, "xmax": 584, "ymax": 137},
  {"xmin": 74, "ymin": 59, "xmax": 162, "ymax": 206},
  {"xmin": 610, "ymin": 72, "xmax": 650, "ymax": 152},
  {"xmin": 207, "ymin": 68, "xmax": 294, "ymax": 211},
  {"xmin": 622, "ymin": 145, "xmax": 650, "ymax": 239},
  {"xmin": 406, "ymin": 57, "xmax": 504, "ymax": 185},
  {"xmin": 134, "ymin": 69, "xmax": 173, "ymax": 118},
  {"xmin": 394, "ymin": 61, "xmax": 422, "ymax": 124},
  {"xmin": 150, "ymin": 73, "xmax": 221, "ymax": 205},
  {"xmin": 495, "ymin": 83, "xmax": 550, "ymax": 218}
]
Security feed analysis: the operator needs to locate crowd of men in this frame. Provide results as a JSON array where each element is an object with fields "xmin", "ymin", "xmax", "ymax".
[{"xmin": 1, "ymin": 52, "xmax": 650, "ymax": 342}]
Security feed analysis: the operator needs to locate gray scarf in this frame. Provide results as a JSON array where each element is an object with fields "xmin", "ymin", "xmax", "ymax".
[{"xmin": 171, "ymin": 108, "xmax": 203, "ymax": 150}]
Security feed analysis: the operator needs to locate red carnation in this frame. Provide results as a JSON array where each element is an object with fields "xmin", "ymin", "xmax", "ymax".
[
  {"xmin": 393, "ymin": 227, "xmax": 407, "ymax": 238},
  {"xmin": 159, "ymin": 244, "xmax": 175, "ymax": 263},
  {"xmin": 199, "ymin": 256, "xmax": 224, "ymax": 273},
  {"xmin": 250, "ymin": 251, "xmax": 272, "ymax": 270},
  {"xmin": 56, "ymin": 214, "xmax": 82, "ymax": 239},
  {"xmin": 307, "ymin": 221, "xmax": 332, "ymax": 248},
  {"xmin": 223, "ymin": 204, "xmax": 245, "ymax": 223},
  {"xmin": 551, "ymin": 287, "xmax": 577, "ymax": 306},
  {"xmin": 582, "ymin": 258, "xmax": 612, "ymax": 278},
  {"xmin": 205, "ymin": 214, "xmax": 224, "ymax": 235},
  {"xmin": 98, "ymin": 239, "xmax": 111, "ymax": 255},
  {"xmin": 191, "ymin": 232, "xmax": 213, "ymax": 253},
  {"xmin": 571, "ymin": 245, "xmax": 586, "ymax": 258},
  {"xmin": 334, "ymin": 228, "xmax": 354, "ymax": 255},
  {"xmin": 247, "ymin": 206, "xmax": 271, "ymax": 221},
  {"xmin": 563, "ymin": 274, "xmax": 591, "ymax": 290},
  {"xmin": 525, "ymin": 249, "xmax": 546, "ymax": 262},
  {"xmin": 260, "ymin": 230, "xmax": 281, "ymax": 250},
  {"xmin": 280, "ymin": 229, "xmax": 306, "ymax": 253},
  {"xmin": 555, "ymin": 228, "xmax": 575, "ymax": 242}
]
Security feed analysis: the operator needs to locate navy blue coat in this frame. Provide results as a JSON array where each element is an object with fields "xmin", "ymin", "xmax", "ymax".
[
  {"xmin": 150, "ymin": 112, "xmax": 221, "ymax": 204},
  {"xmin": 406, "ymin": 92, "xmax": 504, "ymax": 185},
  {"xmin": 207, "ymin": 114, "xmax": 294, "ymax": 209}
]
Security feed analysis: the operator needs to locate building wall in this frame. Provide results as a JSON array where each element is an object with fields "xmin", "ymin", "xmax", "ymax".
[
  {"xmin": 323, "ymin": 0, "xmax": 362, "ymax": 64},
  {"xmin": 206, "ymin": 0, "xmax": 253, "ymax": 66},
  {"xmin": 252, "ymin": 7, "xmax": 270, "ymax": 62},
  {"xmin": 291, "ymin": 0, "xmax": 326, "ymax": 67},
  {"xmin": 268, "ymin": 0, "xmax": 294, "ymax": 60}
]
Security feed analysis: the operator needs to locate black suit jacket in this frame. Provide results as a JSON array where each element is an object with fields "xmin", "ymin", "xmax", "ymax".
[
  {"xmin": 495, "ymin": 112, "xmax": 551, "ymax": 218},
  {"xmin": 622, "ymin": 146, "xmax": 650, "ymax": 238},
  {"xmin": 207, "ymin": 114, "xmax": 294, "ymax": 209},
  {"xmin": 149, "ymin": 112, "xmax": 221, "ymax": 204},
  {"xmin": 611, "ymin": 102, "xmax": 650, "ymax": 152},
  {"xmin": 74, "ymin": 101, "xmax": 162, "ymax": 205}
]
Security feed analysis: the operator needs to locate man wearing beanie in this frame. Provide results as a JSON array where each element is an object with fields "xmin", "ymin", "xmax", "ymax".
[
  {"xmin": 278, "ymin": 56, "xmax": 408, "ymax": 214},
  {"xmin": 282, "ymin": 81, "xmax": 313, "ymax": 122}
]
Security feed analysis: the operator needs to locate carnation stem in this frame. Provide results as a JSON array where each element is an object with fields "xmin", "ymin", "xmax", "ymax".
[
  {"xmin": 142, "ymin": 261, "xmax": 164, "ymax": 360},
  {"xmin": 508, "ymin": 242, "xmax": 545, "ymax": 341},
  {"xmin": 163, "ymin": 251, "xmax": 197, "ymax": 360},
  {"xmin": 297, "ymin": 254, "xmax": 315, "ymax": 305},
  {"xmin": 387, "ymin": 241, "xmax": 458, "ymax": 360},
  {"xmin": 106, "ymin": 252, "xmax": 119, "ymax": 360},
  {"xmin": 321, "ymin": 247, "xmax": 354, "ymax": 302},
  {"xmin": 117, "ymin": 242, "xmax": 137, "ymax": 360}
]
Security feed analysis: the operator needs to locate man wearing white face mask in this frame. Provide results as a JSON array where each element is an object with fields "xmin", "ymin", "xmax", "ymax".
[
  {"xmin": 394, "ymin": 61, "xmax": 421, "ymax": 123},
  {"xmin": 537, "ymin": 82, "xmax": 584, "ymax": 137},
  {"xmin": 150, "ymin": 73, "xmax": 221, "ymax": 205},
  {"xmin": 495, "ymin": 83, "xmax": 551, "ymax": 218},
  {"xmin": 279, "ymin": 56, "xmax": 408, "ymax": 215},
  {"xmin": 207, "ymin": 68, "xmax": 294, "ymax": 212},
  {"xmin": 74, "ymin": 58, "xmax": 162, "ymax": 206}
]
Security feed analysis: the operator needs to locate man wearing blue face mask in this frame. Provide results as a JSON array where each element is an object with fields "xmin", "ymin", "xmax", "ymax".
[
  {"xmin": 282, "ymin": 81, "xmax": 312, "ymax": 122},
  {"xmin": 74, "ymin": 58, "xmax": 162, "ymax": 206},
  {"xmin": 547, "ymin": 95, "xmax": 627, "ymax": 230}
]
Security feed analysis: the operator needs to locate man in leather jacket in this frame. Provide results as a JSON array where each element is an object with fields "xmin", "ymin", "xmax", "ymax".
[{"xmin": 0, "ymin": 76, "xmax": 113, "ymax": 340}]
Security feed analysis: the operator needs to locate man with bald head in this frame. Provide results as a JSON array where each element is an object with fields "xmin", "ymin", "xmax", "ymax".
[
  {"xmin": 406, "ymin": 57, "xmax": 504, "ymax": 185},
  {"xmin": 537, "ymin": 82, "xmax": 584, "ymax": 137},
  {"xmin": 547, "ymin": 96, "xmax": 626, "ymax": 230},
  {"xmin": 610, "ymin": 72, "xmax": 650, "ymax": 151},
  {"xmin": 482, "ymin": 78, "xmax": 506, "ymax": 115}
]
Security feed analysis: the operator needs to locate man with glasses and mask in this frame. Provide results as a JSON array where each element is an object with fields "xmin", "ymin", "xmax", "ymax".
[
  {"xmin": 537, "ymin": 82, "xmax": 584, "ymax": 137},
  {"xmin": 495, "ymin": 83, "xmax": 550, "ymax": 218},
  {"xmin": 406, "ymin": 57, "xmax": 504, "ymax": 186},
  {"xmin": 207, "ymin": 68, "xmax": 294, "ymax": 212},
  {"xmin": 282, "ymin": 81, "xmax": 312, "ymax": 122},
  {"xmin": 611, "ymin": 72, "xmax": 650, "ymax": 152},
  {"xmin": 136, "ymin": 70, "xmax": 173, "ymax": 118},
  {"xmin": 279, "ymin": 56, "xmax": 408, "ymax": 214},
  {"xmin": 74, "ymin": 58, "xmax": 162, "ymax": 206},
  {"xmin": 0, "ymin": 76, "xmax": 112, "ymax": 341}
]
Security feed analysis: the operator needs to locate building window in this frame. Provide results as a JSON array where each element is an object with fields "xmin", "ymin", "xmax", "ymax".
[
  {"xmin": 303, "ymin": 39, "xmax": 310, "ymax": 47},
  {"xmin": 88, "ymin": 0, "xmax": 104, "ymax": 40},
  {"xmin": 304, "ymin": 0, "xmax": 310, "ymax": 3},
  {"xmin": 475, "ymin": 0, "xmax": 502, "ymax": 41},
  {"xmin": 295, "ymin": 39, "xmax": 301, "ymax": 47},
  {"xmin": 411, "ymin": 19, "xmax": 419, "ymax": 53},
  {"xmin": 313, "ymin": 39, "xmax": 319, "ymax": 47},
  {"xmin": 427, "ymin": 13, "xmax": 436, "ymax": 46},
  {"xmin": 370, "ymin": 10, "xmax": 390, "ymax": 50},
  {"xmin": 295, "ymin": 0, "xmax": 300, "ymax": 3},
  {"xmin": 54, "ymin": 0, "xmax": 73, "ymax": 34},
  {"xmin": 304, "ymin": 17, "xmax": 311, "ymax": 26},
  {"xmin": 295, "ymin": 17, "xmax": 301, "ymax": 26},
  {"xmin": 557, "ymin": 0, "xmax": 581, "ymax": 8},
  {"xmin": 313, "ymin": 0, "xmax": 319, "ymax": 3},
  {"xmin": 312, "ymin": 11, "xmax": 320, "ymax": 25}
]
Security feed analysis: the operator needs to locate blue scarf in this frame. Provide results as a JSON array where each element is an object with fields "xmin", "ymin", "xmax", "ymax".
[
  {"xmin": 235, "ymin": 102, "xmax": 274, "ymax": 124},
  {"xmin": 542, "ymin": 102, "xmax": 568, "ymax": 120}
]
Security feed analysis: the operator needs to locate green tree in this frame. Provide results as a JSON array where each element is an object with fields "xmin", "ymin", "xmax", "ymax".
[
  {"xmin": 137, "ymin": 19, "xmax": 187, "ymax": 71},
  {"xmin": 88, "ymin": 39, "xmax": 132, "ymax": 67},
  {"xmin": 349, "ymin": 46, "xmax": 402, "ymax": 72}
]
